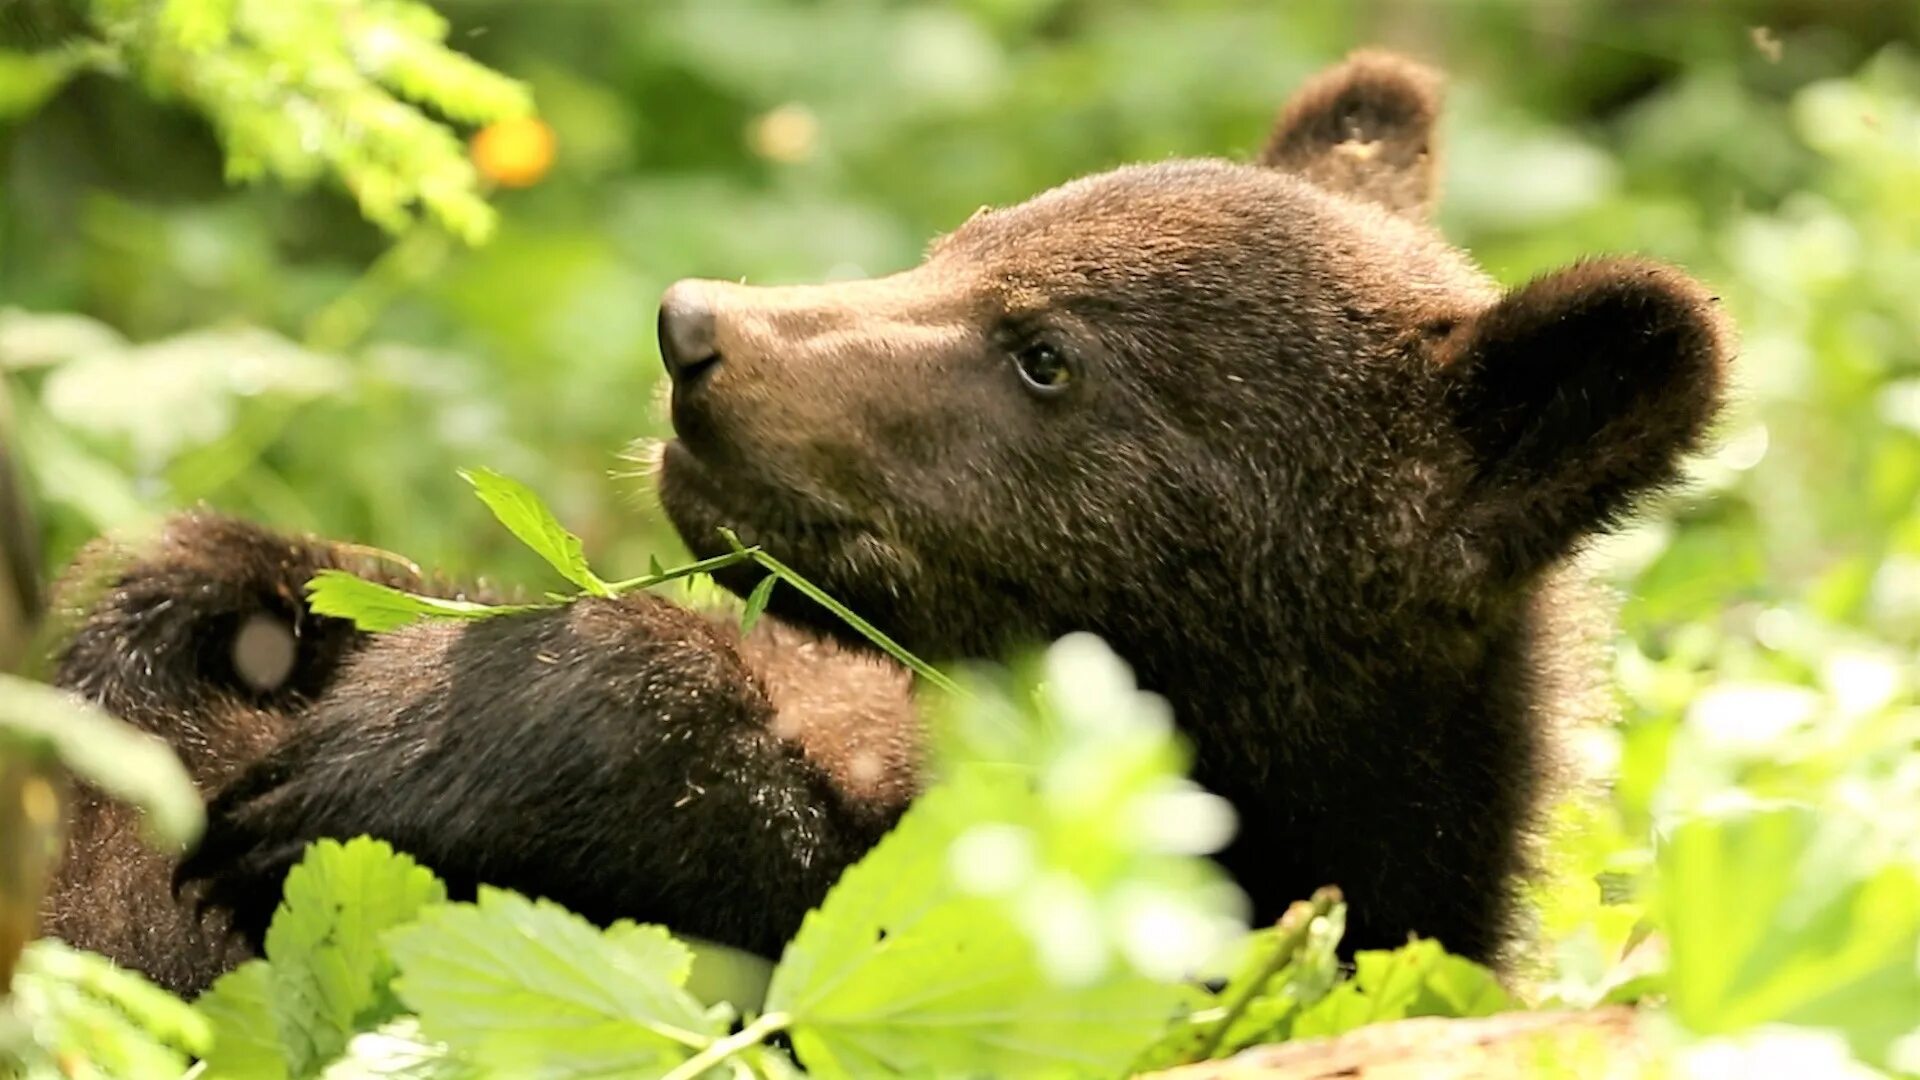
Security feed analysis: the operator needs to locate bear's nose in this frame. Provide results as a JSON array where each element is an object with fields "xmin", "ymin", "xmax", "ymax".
[{"xmin": 658, "ymin": 281, "xmax": 721, "ymax": 385}]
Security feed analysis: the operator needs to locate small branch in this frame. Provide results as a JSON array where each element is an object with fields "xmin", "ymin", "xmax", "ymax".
[{"xmin": 662, "ymin": 1011, "xmax": 791, "ymax": 1080}]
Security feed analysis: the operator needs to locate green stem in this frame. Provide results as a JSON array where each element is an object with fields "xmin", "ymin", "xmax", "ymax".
[
  {"xmin": 718, "ymin": 529, "xmax": 964, "ymax": 697},
  {"xmin": 662, "ymin": 1011, "xmax": 791, "ymax": 1080},
  {"xmin": 604, "ymin": 548, "xmax": 762, "ymax": 594},
  {"xmin": 1194, "ymin": 886, "xmax": 1342, "ymax": 1061}
]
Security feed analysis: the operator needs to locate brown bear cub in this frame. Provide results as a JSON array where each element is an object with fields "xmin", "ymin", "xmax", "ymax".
[{"xmin": 43, "ymin": 51, "xmax": 1729, "ymax": 996}]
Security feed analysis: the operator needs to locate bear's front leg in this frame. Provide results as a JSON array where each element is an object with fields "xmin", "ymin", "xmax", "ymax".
[
  {"xmin": 44, "ymin": 512, "xmax": 429, "ymax": 994},
  {"xmin": 178, "ymin": 593, "xmax": 892, "ymax": 958},
  {"xmin": 51, "ymin": 511, "xmax": 426, "ymax": 782}
]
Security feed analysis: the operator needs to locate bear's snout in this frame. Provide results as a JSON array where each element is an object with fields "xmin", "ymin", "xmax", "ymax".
[{"xmin": 658, "ymin": 280, "xmax": 721, "ymax": 388}]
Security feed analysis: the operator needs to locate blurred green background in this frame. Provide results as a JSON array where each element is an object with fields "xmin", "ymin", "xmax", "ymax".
[
  {"xmin": 3, "ymin": 0, "xmax": 1920, "ymax": 1052},
  {"xmin": 1, "ymin": 0, "xmax": 1918, "ymax": 681}
]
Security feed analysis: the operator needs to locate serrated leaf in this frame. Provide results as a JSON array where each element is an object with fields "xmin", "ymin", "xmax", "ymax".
[
  {"xmin": 199, "ymin": 961, "xmax": 290, "ymax": 1080},
  {"xmin": 306, "ymin": 570, "xmax": 539, "ymax": 632},
  {"xmin": 739, "ymin": 574, "xmax": 778, "ymax": 637},
  {"xmin": 0, "ymin": 673, "xmax": 201, "ymax": 848},
  {"xmin": 769, "ymin": 768, "xmax": 1194, "ymax": 1078},
  {"xmin": 386, "ymin": 888, "xmax": 719, "ymax": 1077},
  {"xmin": 461, "ymin": 467, "xmax": 609, "ymax": 596},
  {"xmin": 263, "ymin": 839, "xmax": 450, "ymax": 1077}
]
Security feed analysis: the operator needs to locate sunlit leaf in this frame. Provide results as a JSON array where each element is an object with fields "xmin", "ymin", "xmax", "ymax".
[
  {"xmin": 1663, "ymin": 805, "xmax": 1920, "ymax": 1068},
  {"xmin": 262, "ymin": 839, "xmax": 450, "ymax": 1076},
  {"xmin": 306, "ymin": 570, "xmax": 540, "ymax": 632},
  {"xmin": 387, "ymin": 889, "xmax": 719, "ymax": 1077},
  {"xmin": 461, "ymin": 467, "xmax": 609, "ymax": 596},
  {"xmin": 738, "ymin": 573, "xmax": 778, "ymax": 636}
]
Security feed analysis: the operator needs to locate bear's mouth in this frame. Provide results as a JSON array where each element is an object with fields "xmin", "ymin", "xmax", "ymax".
[
  {"xmin": 657, "ymin": 438, "xmax": 920, "ymax": 639},
  {"xmin": 658, "ymin": 438, "xmax": 869, "ymax": 564}
]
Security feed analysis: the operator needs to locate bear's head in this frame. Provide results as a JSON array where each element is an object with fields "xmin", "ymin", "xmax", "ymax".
[{"xmin": 654, "ymin": 51, "xmax": 1729, "ymax": 728}]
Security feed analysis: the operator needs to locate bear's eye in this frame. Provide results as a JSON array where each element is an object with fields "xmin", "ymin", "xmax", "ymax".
[{"xmin": 1013, "ymin": 342, "xmax": 1073, "ymax": 395}]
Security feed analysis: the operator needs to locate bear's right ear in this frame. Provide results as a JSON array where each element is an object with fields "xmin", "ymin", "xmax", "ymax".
[
  {"xmin": 1261, "ymin": 50, "xmax": 1443, "ymax": 218},
  {"xmin": 1437, "ymin": 258, "xmax": 1732, "ymax": 580}
]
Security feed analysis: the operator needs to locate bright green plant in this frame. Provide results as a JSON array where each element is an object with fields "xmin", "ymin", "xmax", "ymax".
[{"xmin": 0, "ymin": 0, "xmax": 530, "ymax": 241}]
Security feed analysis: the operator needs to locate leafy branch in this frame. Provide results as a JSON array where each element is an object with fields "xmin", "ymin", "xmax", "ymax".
[
  {"xmin": 4, "ymin": 0, "xmax": 535, "ymax": 241},
  {"xmin": 307, "ymin": 466, "xmax": 966, "ymax": 694}
]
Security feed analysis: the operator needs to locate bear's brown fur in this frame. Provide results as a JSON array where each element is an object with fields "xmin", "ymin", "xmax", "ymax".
[{"xmin": 43, "ymin": 51, "xmax": 1729, "ymax": 997}]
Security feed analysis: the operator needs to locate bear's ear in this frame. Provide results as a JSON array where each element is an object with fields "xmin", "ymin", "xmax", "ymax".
[
  {"xmin": 1437, "ymin": 258, "xmax": 1732, "ymax": 578},
  {"xmin": 1260, "ymin": 50, "xmax": 1443, "ymax": 218}
]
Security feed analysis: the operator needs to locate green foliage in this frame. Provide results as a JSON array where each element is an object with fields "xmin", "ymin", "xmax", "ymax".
[
  {"xmin": 387, "ymin": 892, "xmax": 722, "ymax": 1077},
  {"xmin": 307, "ymin": 468, "xmax": 964, "ymax": 693},
  {"xmin": 197, "ymin": 962, "xmax": 291, "ymax": 1079},
  {"xmin": 9, "ymin": 2, "xmax": 1920, "ymax": 1076},
  {"xmin": 263, "ymin": 839, "xmax": 449, "ymax": 1075},
  {"xmin": 19, "ymin": 0, "xmax": 537, "ymax": 242},
  {"xmin": 1662, "ymin": 806, "xmax": 1920, "ymax": 1070},
  {"xmin": 737, "ymin": 574, "xmax": 778, "ymax": 637},
  {"xmin": 0, "ymin": 673, "xmax": 201, "ymax": 848},
  {"xmin": 1, "ymin": 940, "xmax": 210, "ymax": 1078},
  {"xmin": 767, "ymin": 769, "xmax": 1204, "ymax": 1078},
  {"xmin": 306, "ymin": 571, "xmax": 536, "ymax": 632},
  {"xmin": 458, "ymin": 467, "xmax": 609, "ymax": 597}
]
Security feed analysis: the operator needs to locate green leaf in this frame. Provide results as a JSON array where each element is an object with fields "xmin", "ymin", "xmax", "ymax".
[
  {"xmin": 738, "ymin": 574, "xmax": 778, "ymax": 637},
  {"xmin": 682, "ymin": 936, "xmax": 776, "ymax": 1015},
  {"xmin": 199, "ymin": 961, "xmax": 290, "ymax": 1080},
  {"xmin": 0, "ymin": 673, "xmax": 201, "ymax": 849},
  {"xmin": 1410, "ymin": 949, "xmax": 1513, "ymax": 1018},
  {"xmin": 461, "ymin": 467, "xmax": 610, "ymax": 596},
  {"xmin": 386, "ymin": 888, "xmax": 721, "ymax": 1077},
  {"xmin": 1663, "ymin": 805, "xmax": 1920, "ymax": 1068},
  {"xmin": 768, "ymin": 768, "xmax": 1194, "ymax": 1078},
  {"xmin": 1287, "ymin": 939, "xmax": 1513, "ymax": 1041},
  {"xmin": 306, "ymin": 570, "xmax": 541, "ymax": 632},
  {"xmin": 5, "ymin": 941, "xmax": 209, "ymax": 1077},
  {"xmin": 262, "ymin": 839, "xmax": 450, "ymax": 1077}
]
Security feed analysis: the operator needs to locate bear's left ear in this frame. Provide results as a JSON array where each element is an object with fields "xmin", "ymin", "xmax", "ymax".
[
  {"xmin": 1261, "ymin": 50, "xmax": 1443, "ymax": 218},
  {"xmin": 1437, "ymin": 258, "xmax": 1732, "ymax": 579}
]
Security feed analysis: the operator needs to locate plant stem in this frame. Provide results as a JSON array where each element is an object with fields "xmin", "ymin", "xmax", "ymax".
[
  {"xmin": 1194, "ymin": 886, "xmax": 1342, "ymax": 1061},
  {"xmin": 604, "ymin": 548, "xmax": 761, "ymax": 594},
  {"xmin": 717, "ymin": 529, "xmax": 964, "ymax": 696},
  {"xmin": 662, "ymin": 1011, "xmax": 792, "ymax": 1080}
]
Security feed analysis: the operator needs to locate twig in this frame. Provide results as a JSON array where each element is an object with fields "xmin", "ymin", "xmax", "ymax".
[{"xmin": 661, "ymin": 1011, "xmax": 792, "ymax": 1080}]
